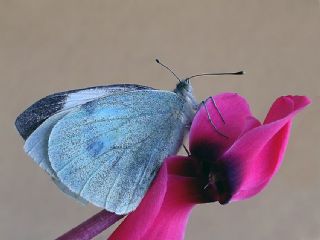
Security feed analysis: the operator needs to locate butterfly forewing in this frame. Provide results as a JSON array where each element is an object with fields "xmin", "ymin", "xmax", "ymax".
[{"xmin": 15, "ymin": 84, "xmax": 154, "ymax": 140}]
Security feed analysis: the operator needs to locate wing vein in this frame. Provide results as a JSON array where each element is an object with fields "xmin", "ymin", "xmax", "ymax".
[
  {"xmin": 78, "ymin": 150, "xmax": 126, "ymax": 197},
  {"xmin": 123, "ymin": 114, "xmax": 174, "ymax": 212}
]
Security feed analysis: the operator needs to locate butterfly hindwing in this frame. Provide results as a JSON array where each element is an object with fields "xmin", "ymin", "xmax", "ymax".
[
  {"xmin": 24, "ymin": 111, "xmax": 68, "ymax": 176},
  {"xmin": 24, "ymin": 110, "xmax": 88, "ymax": 203},
  {"xmin": 15, "ymin": 84, "xmax": 153, "ymax": 140},
  {"xmin": 48, "ymin": 90, "xmax": 187, "ymax": 214}
]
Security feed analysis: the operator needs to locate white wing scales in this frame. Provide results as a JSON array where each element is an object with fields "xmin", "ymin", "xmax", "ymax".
[
  {"xmin": 18, "ymin": 85, "xmax": 154, "ymax": 204},
  {"xmin": 48, "ymin": 90, "xmax": 188, "ymax": 214}
]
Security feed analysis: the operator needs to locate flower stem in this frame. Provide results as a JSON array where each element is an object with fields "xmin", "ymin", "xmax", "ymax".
[{"xmin": 56, "ymin": 210, "xmax": 124, "ymax": 240}]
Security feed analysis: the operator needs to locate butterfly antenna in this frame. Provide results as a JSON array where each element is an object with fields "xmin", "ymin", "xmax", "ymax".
[
  {"xmin": 187, "ymin": 71, "xmax": 244, "ymax": 81},
  {"xmin": 156, "ymin": 59, "xmax": 182, "ymax": 83}
]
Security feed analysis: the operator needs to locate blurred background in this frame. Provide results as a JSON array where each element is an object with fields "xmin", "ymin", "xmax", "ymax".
[{"xmin": 1, "ymin": 1, "xmax": 319, "ymax": 239}]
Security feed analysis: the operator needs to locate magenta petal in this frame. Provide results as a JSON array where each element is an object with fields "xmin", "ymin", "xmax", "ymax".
[
  {"xmin": 231, "ymin": 122, "xmax": 292, "ymax": 201},
  {"xmin": 109, "ymin": 157, "xmax": 203, "ymax": 240},
  {"xmin": 142, "ymin": 175, "xmax": 202, "ymax": 240},
  {"xmin": 190, "ymin": 93, "xmax": 253, "ymax": 160},
  {"xmin": 219, "ymin": 96, "xmax": 311, "ymax": 201},
  {"xmin": 263, "ymin": 95, "xmax": 311, "ymax": 124},
  {"xmin": 239, "ymin": 116, "xmax": 261, "ymax": 137},
  {"xmin": 166, "ymin": 155, "xmax": 197, "ymax": 177}
]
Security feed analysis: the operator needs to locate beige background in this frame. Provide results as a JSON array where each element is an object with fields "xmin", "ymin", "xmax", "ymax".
[{"xmin": 1, "ymin": 1, "xmax": 319, "ymax": 239}]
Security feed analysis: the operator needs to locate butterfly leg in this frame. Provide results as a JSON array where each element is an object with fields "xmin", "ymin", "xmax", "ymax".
[
  {"xmin": 182, "ymin": 144, "xmax": 191, "ymax": 157},
  {"xmin": 207, "ymin": 96, "xmax": 226, "ymax": 124},
  {"xmin": 201, "ymin": 100, "xmax": 228, "ymax": 138},
  {"xmin": 196, "ymin": 96, "xmax": 226, "ymax": 124}
]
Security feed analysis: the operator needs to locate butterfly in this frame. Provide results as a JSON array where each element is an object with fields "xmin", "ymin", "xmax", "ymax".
[{"xmin": 15, "ymin": 59, "xmax": 242, "ymax": 214}]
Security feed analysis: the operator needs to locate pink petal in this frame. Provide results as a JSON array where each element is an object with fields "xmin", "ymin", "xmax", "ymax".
[
  {"xmin": 239, "ymin": 116, "xmax": 261, "ymax": 137},
  {"xmin": 109, "ymin": 156, "xmax": 203, "ymax": 240},
  {"xmin": 166, "ymin": 155, "xmax": 197, "ymax": 177},
  {"xmin": 142, "ymin": 175, "xmax": 202, "ymax": 240},
  {"xmin": 218, "ymin": 96, "xmax": 311, "ymax": 202},
  {"xmin": 189, "ymin": 93, "xmax": 253, "ymax": 161},
  {"xmin": 231, "ymin": 122, "xmax": 291, "ymax": 200},
  {"xmin": 263, "ymin": 95, "xmax": 311, "ymax": 124}
]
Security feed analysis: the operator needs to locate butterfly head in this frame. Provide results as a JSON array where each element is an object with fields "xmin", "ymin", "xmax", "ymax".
[
  {"xmin": 175, "ymin": 78, "xmax": 192, "ymax": 93},
  {"xmin": 155, "ymin": 58, "xmax": 244, "ymax": 114},
  {"xmin": 174, "ymin": 79, "xmax": 198, "ymax": 114}
]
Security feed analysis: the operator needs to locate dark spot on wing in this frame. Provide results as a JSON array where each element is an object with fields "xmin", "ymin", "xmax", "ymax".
[
  {"xmin": 83, "ymin": 100, "xmax": 97, "ymax": 115},
  {"xmin": 87, "ymin": 140, "xmax": 104, "ymax": 157}
]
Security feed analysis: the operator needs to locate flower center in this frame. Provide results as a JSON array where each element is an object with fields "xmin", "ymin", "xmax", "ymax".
[{"xmin": 194, "ymin": 158, "xmax": 233, "ymax": 205}]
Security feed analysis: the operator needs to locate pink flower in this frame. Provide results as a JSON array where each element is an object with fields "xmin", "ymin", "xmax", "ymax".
[{"xmin": 109, "ymin": 93, "xmax": 311, "ymax": 240}]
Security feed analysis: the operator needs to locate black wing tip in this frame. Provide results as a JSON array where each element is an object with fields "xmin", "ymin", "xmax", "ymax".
[
  {"xmin": 13, "ymin": 92, "xmax": 67, "ymax": 141},
  {"xmin": 15, "ymin": 112, "xmax": 29, "ymax": 140}
]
